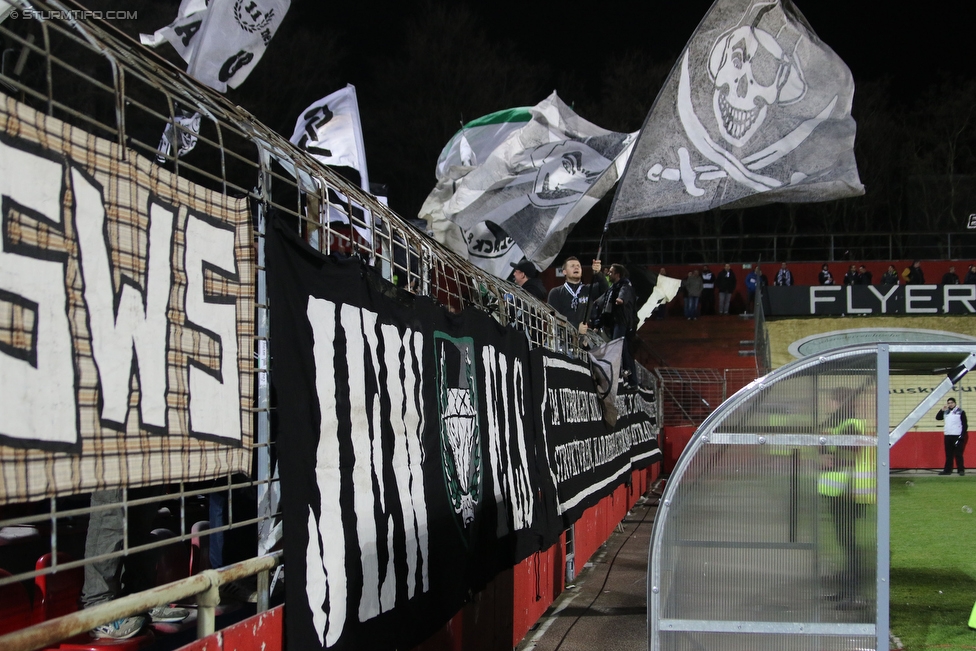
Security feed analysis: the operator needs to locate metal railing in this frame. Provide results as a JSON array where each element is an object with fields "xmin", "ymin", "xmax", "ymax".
[
  {"xmin": 754, "ymin": 285, "xmax": 772, "ymax": 374},
  {"xmin": 0, "ymin": 552, "xmax": 282, "ymax": 651},
  {"xmin": 568, "ymin": 230, "xmax": 976, "ymax": 266},
  {"xmin": 0, "ymin": 2, "xmax": 649, "ymax": 647},
  {"xmin": 655, "ymin": 367, "xmax": 760, "ymax": 426}
]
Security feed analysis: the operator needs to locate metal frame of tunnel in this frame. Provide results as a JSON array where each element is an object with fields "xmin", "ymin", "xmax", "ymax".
[{"xmin": 647, "ymin": 343, "xmax": 976, "ymax": 651}]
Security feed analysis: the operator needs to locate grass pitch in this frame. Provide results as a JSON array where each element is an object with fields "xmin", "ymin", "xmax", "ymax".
[{"xmin": 890, "ymin": 475, "xmax": 976, "ymax": 650}]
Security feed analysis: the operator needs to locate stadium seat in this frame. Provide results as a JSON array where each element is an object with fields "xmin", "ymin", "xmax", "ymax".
[
  {"xmin": 32, "ymin": 552, "xmax": 84, "ymax": 623},
  {"xmin": 189, "ymin": 520, "xmax": 211, "ymax": 576},
  {"xmin": 149, "ymin": 529, "xmax": 189, "ymax": 587},
  {"xmin": 0, "ymin": 568, "xmax": 32, "ymax": 634}
]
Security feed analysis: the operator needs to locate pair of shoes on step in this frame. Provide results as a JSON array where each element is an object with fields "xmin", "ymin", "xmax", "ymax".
[{"xmin": 90, "ymin": 605, "xmax": 190, "ymax": 640}]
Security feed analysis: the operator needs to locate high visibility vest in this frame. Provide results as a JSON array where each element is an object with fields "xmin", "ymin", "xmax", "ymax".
[
  {"xmin": 818, "ymin": 471, "xmax": 848, "ymax": 497},
  {"xmin": 852, "ymin": 446, "xmax": 877, "ymax": 504},
  {"xmin": 817, "ymin": 418, "xmax": 875, "ymax": 503}
]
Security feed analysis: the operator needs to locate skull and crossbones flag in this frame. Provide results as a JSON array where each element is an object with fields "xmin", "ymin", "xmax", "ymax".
[{"xmin": 608, "ymin": 0, "xmax": 863, "ymax": 222}]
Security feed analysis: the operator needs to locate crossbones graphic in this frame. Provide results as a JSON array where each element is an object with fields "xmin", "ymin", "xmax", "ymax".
[{"xmin": 649, "ymin": 17, "xmax": 838, "ymax": 196}]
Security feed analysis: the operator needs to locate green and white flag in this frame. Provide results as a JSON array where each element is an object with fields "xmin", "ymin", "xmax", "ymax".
[
  {"xmin": 608, "ymin": 0, "xmax": 863, "ymax": 222},
  {"xmin": 421, "ymin": 93, "xmax": 635, "ymax": 279}
]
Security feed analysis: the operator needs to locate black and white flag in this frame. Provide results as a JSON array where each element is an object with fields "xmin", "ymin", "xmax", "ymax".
[
  {"xmin": 290, "ymin": 85, "xmax": 370, "ymax": 192},
  {"xmin": 142, "ymin": 0, "xmax": 290, "ymax": 93},
  {"xmin": 608, "ymin": 0, "xmax": 863, "ymax": 222},
  {"xmin": 420, "ymin": 93, "xmax": 635, "ymax": 278},
  {"xmin": 140, "ymin": 0, "xmax": 209, "ymax": 63}
]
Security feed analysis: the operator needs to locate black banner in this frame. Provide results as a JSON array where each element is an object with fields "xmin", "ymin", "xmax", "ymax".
[
  {"xmin": 765, "ymin": 285, "xmax": 976, "ymax": 316},
  {"xmin": 533, "ymin": 350, "xmax": 660, "ymax": 525},
  {"xmin": 267, "ymin": 219, "xmax": 658, "ymax": 651}
]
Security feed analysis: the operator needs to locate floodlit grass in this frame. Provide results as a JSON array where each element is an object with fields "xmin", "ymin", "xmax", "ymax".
[{"xmin": 890, "ymin": 475, "xmax": 976, "ymax": 650}]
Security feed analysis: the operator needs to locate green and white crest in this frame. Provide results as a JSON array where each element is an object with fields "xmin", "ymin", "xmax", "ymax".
[{"xmin": 434, "ymin": 333, "xmax": 482, "ymax": 535}]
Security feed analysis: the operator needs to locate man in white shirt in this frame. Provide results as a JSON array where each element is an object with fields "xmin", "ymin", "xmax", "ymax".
[{"xmin": 935, "ymin": 398, "xmax": 968, "ymax": 475}]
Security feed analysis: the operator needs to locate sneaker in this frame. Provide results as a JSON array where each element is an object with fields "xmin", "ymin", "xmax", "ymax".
[
  {"xmin": 150, "ymin": 605, "xmax": 190, "ymax": 623},
  {"xmin": 938, "ymin": 471, "xmax": 952, "ymax": 475},
  {"xmin": 91, "ymin": 616, "xmax": 145, "ymax": 640},
  {"xmin": 219, "ymin": 580, "xmax": 258, "ymax": 604},
  {"xmin": 959, "ymin": 471, "xmax": 966, "ymax": 476}
]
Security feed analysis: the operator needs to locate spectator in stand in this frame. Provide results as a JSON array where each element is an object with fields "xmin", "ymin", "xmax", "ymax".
[
  {"xmin": 843, "ymin": 264, "xmax": 858, "ymax": 286},
  {"xmin": 745, "ymin": 266, "xmax": 766, "ymax": 314},
  {"xmin": 942, "ymin": 266, "xmax": 960, "ymax": 285},
  {"xmin": 880, "ymin": 265, "xmax": 899, "ymax": 285},
  {"xmin": 905, "ymin": 260, "xmax": 925, "ymax": 285},
  {"xmin": 700, "ymin": 265, "xmax": 715, "ymax": 315},
  {"xmin": 681, "ymin": 269, "xmax": 704, "ymax": 320},
  {"xmin": 855, "ymin": 265, "xmax": 872, "ymax": 285},
  {"xmin": 775, "ymin": 262, "xmax": 794, "ymax": 286},
  {"xmin": 965, "ymin": 264, "xmax": 976, "ymax": 284},
  {"xmin": 716, "ymin": 263, "xmax": 736, "ymax": 315},
  {"xmin": 818, "ymin": 264, "xmax": 834, "ymax": 285},
  {"xmin": 510, "ymin": 260, "xmax": 547, "ymax": 301},
  {"xmin": 548, "ymin": 257, "xmax": 608, "ymax": 333}
]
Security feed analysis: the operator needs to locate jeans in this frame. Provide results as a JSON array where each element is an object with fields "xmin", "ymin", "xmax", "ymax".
[
  {"xmin": 684, "ymin": 296, "xmax": 699, "ymax": 318},
  {"xmin": 82, "ymin": 489, "xmax": 158, "ymax": 608},
  {"xmin": 209, "ymin": 491, "xmax": 228, "ymax": 569},
  {"xmin": 718, "ymin": 291, "xmax": 732, "ymax": 314}
]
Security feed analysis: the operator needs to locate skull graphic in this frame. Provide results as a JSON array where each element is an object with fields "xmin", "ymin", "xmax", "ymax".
[{"xmin": 708, "ymin": 25, "xmax": 806, "ymax": 147}]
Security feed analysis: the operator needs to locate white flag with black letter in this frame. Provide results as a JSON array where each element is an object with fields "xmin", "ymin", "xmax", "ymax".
[
  {"xmin": 290, "ymin": 85, "xmax": 370, "ymax": 193},
  {"xmin": 608, "ymin": 0, "xmax": 863, "ymax": 222},
  {"xmin": 186, "ymin": 0, "xmax": 290, "ymax": 93},
  {"xmin": 139, "ymin": 0, "xmax": 209, "ymax": 63},
  {"xmin": 421, "ymin": 93, "xmax": 635, "ymax": 278}
]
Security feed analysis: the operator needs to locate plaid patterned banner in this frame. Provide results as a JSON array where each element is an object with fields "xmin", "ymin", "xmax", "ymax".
[{"xmin": 0, "ymin": 93, "xmax": 254, "ymax": 504}]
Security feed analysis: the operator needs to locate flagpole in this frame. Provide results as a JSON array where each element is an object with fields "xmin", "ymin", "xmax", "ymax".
[{"xmin": 581, "ymin": 225, "xmax": 610, "ymax": 328}]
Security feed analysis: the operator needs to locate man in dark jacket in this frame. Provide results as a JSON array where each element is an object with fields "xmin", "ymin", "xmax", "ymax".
[
  {"xmin": 510, "ymin": 260, "xmax": 547, "ymax": 302},
  {"xmin": 906, "ymin": 260, "xmax": 925, "ymax": 285},
  {"xmin": 594, "ymin": 263, "xmax": 638, "ymax": 385},
  {"xmin": 964, "ymin": 265, "xmax": 976, "ymax": 284},
  {"xmin": 941, "ymin": 266, "xmax": 960, "ymax": 285},
  {"xmin": 855, "ymin": 265, "xmax": 872, "ymax": 285},
  {"xmin": 700, "ymin": 266, "xmax": 715, "ymax": 315},
  {"xmin": 716, "ymin": 264, "xmax": 736, "ymax": 315},
  {"xmin": 547, "ymin": 257, "xmax": 608, "ymax": 333}
]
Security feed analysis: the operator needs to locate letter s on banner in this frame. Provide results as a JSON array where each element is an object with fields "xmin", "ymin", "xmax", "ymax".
[{"xmin": 184, "ymin": 213, "xmax": 241, "ymax": 442}]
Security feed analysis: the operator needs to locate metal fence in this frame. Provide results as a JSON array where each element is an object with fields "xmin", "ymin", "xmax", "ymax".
[
  {"xmin": 0, "ymin": 2, "xmax": 645, "ymax": 646},
  {"xmin": 754, "ymin": 286, "xmax": 772, "ymax": 375},
  {"xmin": 569, "ymin": 230, "xmax": 976, "ymax": 267},
  {"xmin": 655, "ymin": 368, "xmax": 760, "ymax": 426}
]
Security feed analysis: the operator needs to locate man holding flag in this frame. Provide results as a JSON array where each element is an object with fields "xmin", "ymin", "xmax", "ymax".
[{"xmin": 547, "ymin": 257, "xmax": 608, "ymax": 334}]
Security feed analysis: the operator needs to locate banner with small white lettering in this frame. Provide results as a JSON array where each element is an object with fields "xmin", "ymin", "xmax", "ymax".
[{"xmin": 533, "ymin": 350, "xmax": 661, "ymax": 525}]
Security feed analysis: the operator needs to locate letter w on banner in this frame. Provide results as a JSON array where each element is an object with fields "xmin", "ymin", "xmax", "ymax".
[{"xmin": 608, "ymin": 0, "xmax": 863, "ymax": 222}]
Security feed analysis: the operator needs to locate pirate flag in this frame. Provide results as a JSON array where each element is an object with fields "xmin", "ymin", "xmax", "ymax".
[{"xmin": 608, "ymin": 0, "xmax": 863, "ymax": 222}]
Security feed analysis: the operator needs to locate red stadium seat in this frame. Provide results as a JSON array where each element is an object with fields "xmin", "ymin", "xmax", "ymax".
[
  {"xmin": 0, "ymin": 568, "xmax": 32, "ymax": 634},
  {"xmin": 33, "ymin": 553, "xmax": 84, "ymax": 623},
  {"xmin": 189, "ymin": 521, "xmax": 211, "ymax": 576}
]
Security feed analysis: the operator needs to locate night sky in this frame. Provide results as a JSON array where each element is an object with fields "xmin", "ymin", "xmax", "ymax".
[{"xmin": 86, "ymin": 0, "xmax": 975, "ymax": 222}]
